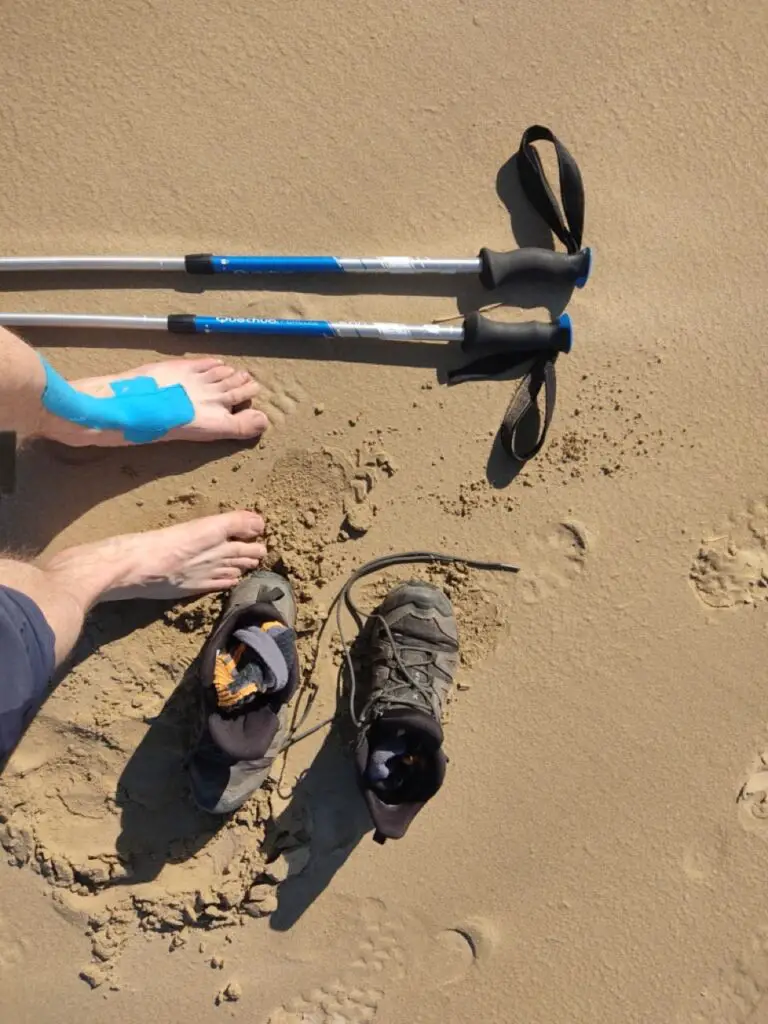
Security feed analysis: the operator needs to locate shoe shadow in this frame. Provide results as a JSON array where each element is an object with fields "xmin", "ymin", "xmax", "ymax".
[
  {"xmin": 267, "ymin": 623, "xmax": 373, "ymax": 932},
  {"xmin": 104, "ymin": 615, "xmax": 371, "ymax": 904},
  {"xmin": 108, "ymin": 652, "xmax": 226, "ymax": 889},
  {"xmin": 267, "ymin": 719, "xmax": 372, "ymax": 933}
]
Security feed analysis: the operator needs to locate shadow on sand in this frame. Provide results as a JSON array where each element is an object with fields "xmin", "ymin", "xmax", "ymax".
[{"xmin": 0, "ymin": 144, "xmax": 574, "ymax": 911}]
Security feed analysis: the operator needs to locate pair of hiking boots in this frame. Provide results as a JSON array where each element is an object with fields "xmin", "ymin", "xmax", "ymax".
[{"xmin": 188, "ymin": 571, "xmax": 460, "ymax": 840}]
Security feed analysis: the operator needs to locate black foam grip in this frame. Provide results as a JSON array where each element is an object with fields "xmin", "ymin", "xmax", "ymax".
[
  {"xmin": 185, "ymin": 253, "xmax": 215, "ymax": 274},
  {"xmin": 462, "ymin": 313, "xmax": 572, "ymax": 356},
  {"xmin": 478, "ymin": 246, "xmax": 590, "ymax": 290},
  {"xmin": 167, "ymin": 314, "xmax": 198, "ymax": 334}
]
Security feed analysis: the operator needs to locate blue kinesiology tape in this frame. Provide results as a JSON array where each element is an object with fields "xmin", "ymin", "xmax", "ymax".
[{"xmin": 39, "ymin": 358, "xmax": 195, "ymax": 443}]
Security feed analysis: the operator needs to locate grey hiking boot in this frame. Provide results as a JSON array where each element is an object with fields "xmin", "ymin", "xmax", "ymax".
[
  {"xmin": 354, "ymin": 580, "xmax": 459, "ymax": 842},
  {"xmin": 188, "ymin": 570, "xmax": 299, "ymax": 815}
]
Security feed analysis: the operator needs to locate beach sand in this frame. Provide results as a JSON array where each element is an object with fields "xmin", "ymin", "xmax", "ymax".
[{"xmin": 1, "ymin": 1, "xmax": 767, "ymax": 1021}]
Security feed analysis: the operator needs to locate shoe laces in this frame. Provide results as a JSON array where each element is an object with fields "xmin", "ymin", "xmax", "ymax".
[
  {"xmin": 365, "ymin": 615, "xmax": 445, "ymax": 717},
  {"xmin": 274, "ymin": 551, "xmax": 519, "ymax": 755}
]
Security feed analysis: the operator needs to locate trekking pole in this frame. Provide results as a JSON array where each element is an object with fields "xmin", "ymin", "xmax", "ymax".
[
  {"xmin": 0, "ymin": 126, "xmax": 589, "ymax": 292},
  {"xmin": 0, "ymin": 311, "xmax": 573, "ymax": 356},
  {"xmin": 0, "ymin": 248, "xmax": 591, "ymax": 291}
]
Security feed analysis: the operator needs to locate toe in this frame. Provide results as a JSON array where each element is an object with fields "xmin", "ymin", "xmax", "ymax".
[
  {"xmin": 222, "ymin": 380, "xmax": 261, "ymax": 408},
  {"xmin": 223, "ymin": 555, "xmax": 266, "ymax": 572},
  {"xmin": 205, "ymin": 570, "xmax": 243, "ymax": 590},
  {"xmin": 228, "ymin": 408, "xmax": 269, "ymax": 438},
  {"xmin": 187, "ymin": 357, "xmax": 225, "ymax": 372},
  {"xmin": 220, "ymin": 510, "xmax": 266, "ymax": 538},
  {"xmin": 218, "ymin": 369, "xmax": 253, "ymax": 391},
  {"xmin": 201, "ymin": 364, "xmax": 238, "ymax": 384},
  {"xmin": 223, "ymin": 539, "xmax": 268, "ymax": 562}
]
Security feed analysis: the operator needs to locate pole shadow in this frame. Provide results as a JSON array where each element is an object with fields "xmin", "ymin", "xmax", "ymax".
[
  {"xmin": 0, "ymin": 142, "xmax": 577, "ymax": 549},
  {"xmin": 484, "ymin": 385, "xmax": 545, "ymax": 490},
  {"xmin": 493, "ymin": 151, "xmax": 575, "ymax": 315},
  {"xmin": 0, "ymin": 147, "xmax": 574, "ymax": 320},
  {"xmin": 0, "ymin": 261, "xmax": 568, "ymax": 318},
  {"xmin": 15, "ymin": 323, "xmax": 465, "ymax": 375},
  {"xmin": 485, "ymin": 432, "xmax": 527, "ymax": 490},
  {"xmin": 496, "ymin": 152, "xmax": 555, "ymax": 250},
  {"xmin": 0, "ymin": 268, "xmax": 490, "ymax": 313}
]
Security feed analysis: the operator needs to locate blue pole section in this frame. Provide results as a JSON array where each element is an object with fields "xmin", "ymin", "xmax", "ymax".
[
  {"xmin": 211, "ymin": 256, "xmax": 344, "ymax": 274},
  {"xmin": 192, "ymin": 317, "xmax": 336, "ymax": 336}
]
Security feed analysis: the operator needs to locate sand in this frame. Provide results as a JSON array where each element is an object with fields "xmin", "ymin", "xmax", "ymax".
[{"xmin": 0, "ymin": 0, "xmax": 767, "ymax": 1021}]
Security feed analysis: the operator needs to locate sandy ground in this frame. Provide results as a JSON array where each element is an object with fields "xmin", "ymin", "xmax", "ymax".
[{"xmin": 1, "ymin": 0, "xmax": 767, "ymax": 1021}]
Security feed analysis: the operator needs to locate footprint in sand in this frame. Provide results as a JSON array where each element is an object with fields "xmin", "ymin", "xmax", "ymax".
[
  {"xmin": 260, "ymin": 443, "xmax": 398, "ymax": 577},
  {"xmin": 264, "ymin": 899, "xmax": 491, "ymax": 1024},
  {"xmin": 691, "ymin": 499, "xmax": 768, "ymax": 609},
  {"xmin": 681, "ymin": 825, "xmax": 730, "ymax": 883},
  {"xmin": 736, "ymin": 751, "xmax": 768, "ymax": 836},
  {"xmin": 685, "ymin": 920, "xmax": 768, "ymax": 1024},
  {"xmin": 256, "ymin": 371, "xmax": 307, "ymax": 430},
  {"xmin": 0, "ymin": 909, "xmax": 29, "ymax": 971},
  {"xmin": 686, "ymin": 752, "xmax": 768, "ymax": 1019},
  {"xmin": 348, "ymin": 520, "xmax": 590, "ymax": 674},
  {"xmin": 519, "ymin": 519, "xmax": 591, "ymax": 605}
]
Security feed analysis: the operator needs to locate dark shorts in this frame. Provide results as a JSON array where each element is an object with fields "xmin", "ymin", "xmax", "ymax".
[{"xmin": 0, "ymin": 586, "xmax": 56, "ymax": 764}]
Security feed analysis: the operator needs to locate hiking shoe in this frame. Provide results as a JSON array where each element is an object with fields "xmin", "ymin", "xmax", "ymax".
[
  {"xmin": 354, "ymin": 580, "xmax": 459, "ymax": 841},
  {"xmin": 188, "ymin": 570, "xmax": 298, "ymax": 814}
]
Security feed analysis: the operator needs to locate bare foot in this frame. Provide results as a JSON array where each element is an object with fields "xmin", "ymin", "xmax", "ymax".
[
  {"xmin": 43, "ymin": 510, "xmax": 267, "ymax": 605},
  {"xmin": 37, "ymin": 357, "xmax": 269, "ymax": 447}
]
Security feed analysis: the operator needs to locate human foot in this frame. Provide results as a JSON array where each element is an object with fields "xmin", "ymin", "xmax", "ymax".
[
  {"xmin": 43, "ymin": 510, "xmax": 268, "ymax": 606},
  {"xmin": 37, "ymin": 357, "xmax": 268, "ymax": 447}
]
